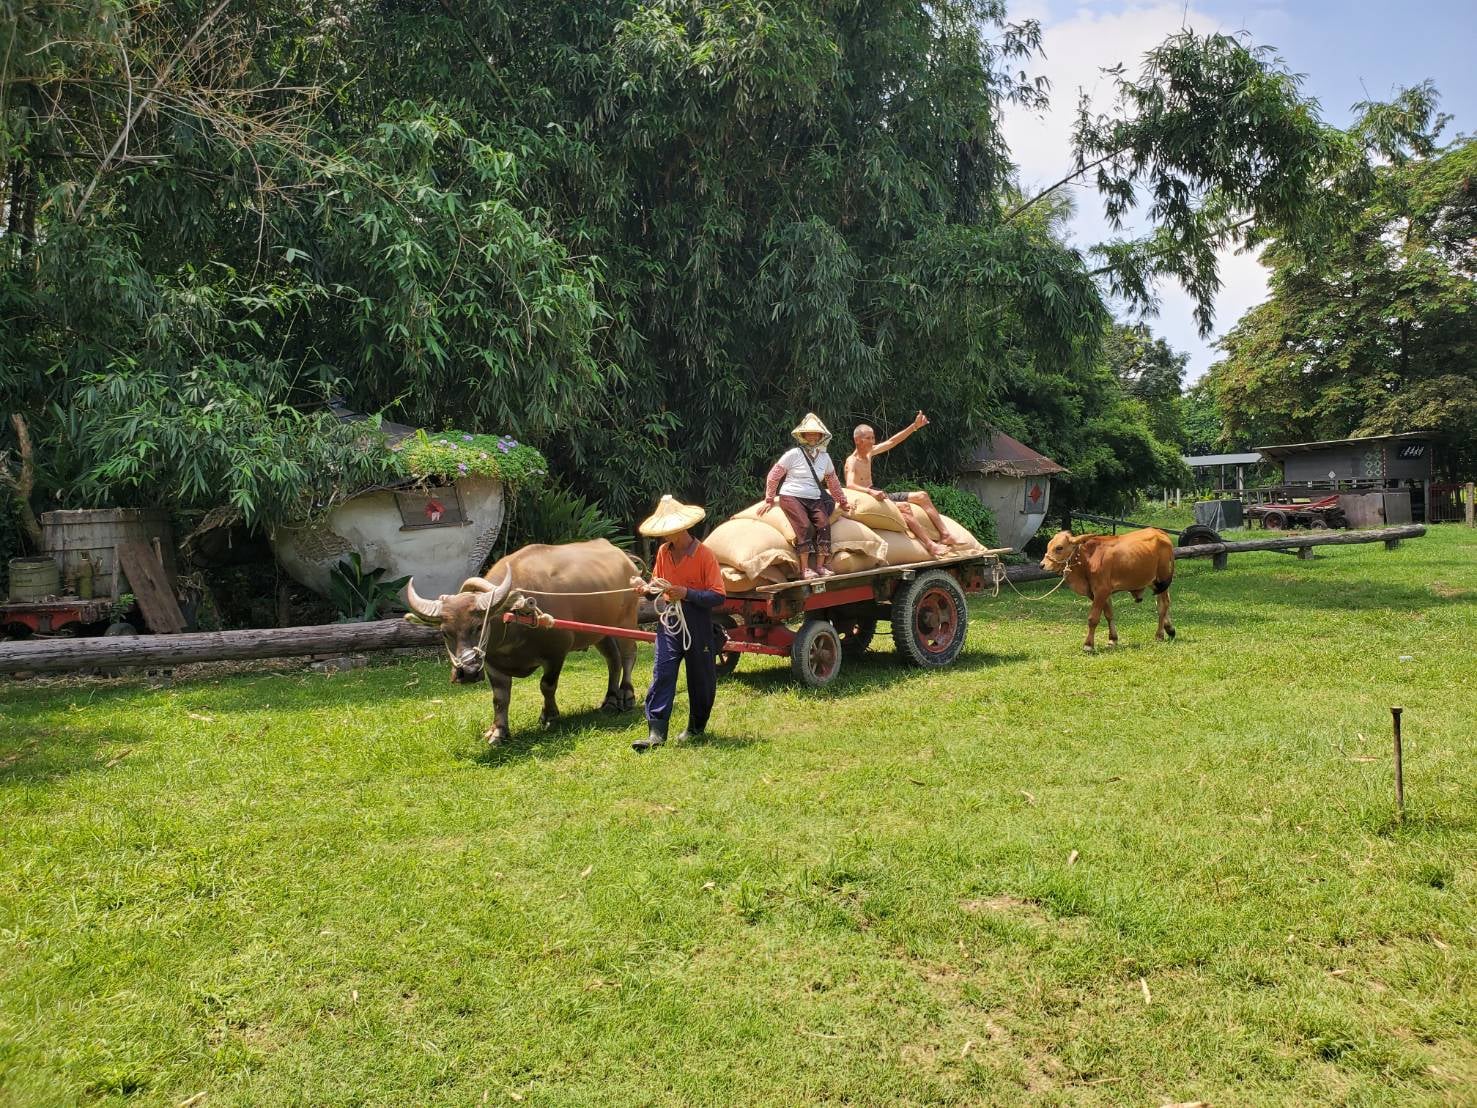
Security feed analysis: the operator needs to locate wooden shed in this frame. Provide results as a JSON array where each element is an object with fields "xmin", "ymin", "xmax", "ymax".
[{"xmin": 1257, "ymin": 432, "xmax": 1434, "ymax": 524}]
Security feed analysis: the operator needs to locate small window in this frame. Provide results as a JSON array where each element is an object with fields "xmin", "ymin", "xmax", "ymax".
[{"xmin": 396, "ymin": 487, "xmax": 471, "ymax": 530}]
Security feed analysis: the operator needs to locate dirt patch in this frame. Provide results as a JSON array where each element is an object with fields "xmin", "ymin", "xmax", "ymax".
[{"xmin": 1429, "ymin": 581, "xmax": 1472, "ymax": 599}]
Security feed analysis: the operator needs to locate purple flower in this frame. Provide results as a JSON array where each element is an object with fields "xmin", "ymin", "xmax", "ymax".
[
  {"xmin": 457, "ymin": 462, "xmax": 468, "ymax": 473},
  {"xmin": 462, "ymin": 434, "xmax": 473, "ymax": 442},
  {"xmin": 497, "ymin": 442, "xmax": 509, "ymax": 453}
]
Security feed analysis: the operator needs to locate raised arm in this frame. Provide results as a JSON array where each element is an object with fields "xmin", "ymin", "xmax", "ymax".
[{"xmin": 871, "ymin": 411, "xmax": 928, "ymax": 457}]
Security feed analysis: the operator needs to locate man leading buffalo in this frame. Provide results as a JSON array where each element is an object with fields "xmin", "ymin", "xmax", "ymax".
[{"xmin": 630, "ymin": 495, "xmax": 726, "ymax": 752}]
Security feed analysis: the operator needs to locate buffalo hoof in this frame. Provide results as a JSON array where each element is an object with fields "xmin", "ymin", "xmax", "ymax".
[
  {"xmin": 618, "ymin": 689, "xmax": 637, "ymax": 711},
  {"xmin": 539, "ymin": 711, "xmax": 561, "ymax": 729},
  {"xmin": 484, "ymin": 726, "xmax": 509, "ymax": 746},
  {"xmin": 1082, "ymin": 644, "xmax": 1095, "ymax": 654},
  {"xmin": 600, "ymin": 695, "xmax": 621, "ymax": 713}
]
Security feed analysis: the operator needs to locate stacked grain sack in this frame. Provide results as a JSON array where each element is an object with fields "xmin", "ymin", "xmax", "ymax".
[
  {"xmin": 841, "ymin": 491, "xmax": 988, "ymax": 564},
  {"xmin": 704, "ymin": 491, "xmax": 988, "ymax": 592}
]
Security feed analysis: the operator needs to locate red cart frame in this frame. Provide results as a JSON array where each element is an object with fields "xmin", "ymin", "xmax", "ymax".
[{"xmin": 503, "ymin": 551, "xmax": 1006, "ymax": 688}]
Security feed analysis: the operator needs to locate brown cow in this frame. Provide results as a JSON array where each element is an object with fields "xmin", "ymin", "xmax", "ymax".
[
  {"xmin": 1040, "ymin": 528, "xmax": 1176, "ymax": 651},
  {"xmin": 404, "ymin": 539, "xmax": 640, "ymax": 744}
]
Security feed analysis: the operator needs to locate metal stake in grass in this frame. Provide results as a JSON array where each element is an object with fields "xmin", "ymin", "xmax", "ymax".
[{"xmin": 1391, "ymin": 706, "xmax": 1405, "ymax": 822}]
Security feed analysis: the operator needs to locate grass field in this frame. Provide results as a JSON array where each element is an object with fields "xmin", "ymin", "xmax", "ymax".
[{"xmin": 3, "ymin": 526, "xmax": 1475, "ymax": 1105}]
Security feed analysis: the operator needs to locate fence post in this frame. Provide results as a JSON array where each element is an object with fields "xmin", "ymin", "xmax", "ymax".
[{"xmin": 1466, "ymin": 482, "xmax": 1475, "ymax": 528}]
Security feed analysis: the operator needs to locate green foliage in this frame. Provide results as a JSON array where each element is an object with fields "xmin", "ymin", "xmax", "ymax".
[
  {"xmin": 892, "ymin": 476, "xmax": 999, "ymax": 548},
  {"xmin": 395, "ymin": 431, "xmax": 547, "ymax": 486},
  {"xmin": 326, "ymin": 554, "xmax": 410, "ymax": 624},
  {"xmin": 490, "ymin": 482, "xmax": 631, "ymax": 568},
  {"xmin": 1209, "ymin": 100, "xmax": 1476, "ymax": 475},
  {"xmin": 1103, "ymin": 323, "xmax": 1188, "ymax": 448},
  {"xmin": 3, "ymin": 1, "xmax": 1390, "ymax": 530}
]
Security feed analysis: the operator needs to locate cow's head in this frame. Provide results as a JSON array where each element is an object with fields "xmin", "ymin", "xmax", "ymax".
[
  {"xmin": 404, "ymin": 573, "xmax": 516, "ymax": 683},
  {"xmin": 1040, "ymin": 531, "xmax": 1087, "ymax": 575}
]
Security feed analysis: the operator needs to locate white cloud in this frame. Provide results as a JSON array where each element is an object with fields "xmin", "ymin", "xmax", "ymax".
[{"xmin": 1000, "ymin": 1, "xmax": 1288, "ymax": 381}]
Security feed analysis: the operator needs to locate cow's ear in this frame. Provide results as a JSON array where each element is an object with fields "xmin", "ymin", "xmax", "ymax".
[{"xmin": 1069, "ymin": 533, "xmax": 1090, "ymax": 546}]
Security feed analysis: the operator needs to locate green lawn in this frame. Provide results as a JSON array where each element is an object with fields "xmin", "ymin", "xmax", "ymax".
[{"xmin": 3, "ymin": 528, "xmax": 1475, "ymax": 1105}]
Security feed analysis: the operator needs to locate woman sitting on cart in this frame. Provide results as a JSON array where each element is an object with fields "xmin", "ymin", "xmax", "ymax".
[
  {"xmin": 631, "ymin": 495, "xmax": 726, "ymax": 753},
  {"xmin": 762, "ymin": 413, "xmax": 853, "ymax": 579}
]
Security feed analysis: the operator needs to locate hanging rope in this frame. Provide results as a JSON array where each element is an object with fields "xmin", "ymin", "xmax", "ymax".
[{"xmin": 991, "ymin": 550, "xmax": 1077, "ymax": 601}]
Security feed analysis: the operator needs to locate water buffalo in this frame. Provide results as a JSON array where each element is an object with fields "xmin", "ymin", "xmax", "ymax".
[
  {"xmin": 1040, "ymin": 528, "xmax": 1176, "ymax": 651},
  {"xmin": 404, "ymin": 539, "xmax": 640, "ymax": 744}
]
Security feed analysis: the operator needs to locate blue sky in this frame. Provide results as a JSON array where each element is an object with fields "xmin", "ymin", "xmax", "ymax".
[{"xmin": 999, "ymin": 1, "xmax": 1477, "ymax": 382}]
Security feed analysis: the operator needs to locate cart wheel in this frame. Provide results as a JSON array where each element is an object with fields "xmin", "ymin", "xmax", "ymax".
[
  {"xmin": 835, "ymin": 615, "xmax": 877, "ymax": 659},
  {"xmin": 1262, "ymin": 510, "xmax": 1287, "ymax": 530},
  {"xmin": 790, "ymin": 619, "xmax": 842, "ymax": 688},
  {"xmin": 713, "ymin": 615, "xmax": 741, "ymax": 678},
  {"xmin": 891, "ymin": 570, "xmax": 968, "ymax": 668}
]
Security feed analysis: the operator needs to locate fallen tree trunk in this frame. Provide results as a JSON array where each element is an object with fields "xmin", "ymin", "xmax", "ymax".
[
  {"xmin": 1000, "ymin": 524, "xmax": 1426, "ymax": 587},
  {"xmin": 0, "ymin": 619, "xmax": 438, "ymax": 674}
]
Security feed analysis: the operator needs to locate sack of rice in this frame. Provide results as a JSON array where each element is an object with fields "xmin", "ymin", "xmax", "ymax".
[
  {"xmin": 828, "ymin": 517, "xmax": 889, "ymax": 564},
  {"xmin": 938, "ymin": 515, "xmax": 986, "ymax": 555},
  {"xmin": 882, "ymin": 531, "xmax": 936, "ymax": 566},
  {"xmin": 734, "ymin": 499, "xmax": 841, "ymax": 543},
  {"xmin": 842, "ymin": 490, "xmax": 911, "ymax": 534},
  {"xmin": 829, "ymin": 550, "xmax": 881, "ymax": 575},
  {"xmin": 706, "ymin": 518, "xmax": 798, "ymax": 580},
  {"xmin": 721, "ymin": 563, "xmax": 789, "ymax": 593}
]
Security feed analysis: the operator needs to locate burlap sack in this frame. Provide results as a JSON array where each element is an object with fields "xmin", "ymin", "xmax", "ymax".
[
  {"xmin": 721, "ymin": 563, "xmax": 789, "ymax": 593},
  {"xmin": 706, "ymin": 519, "xmax": 799, "ymax": 580},
  {"xmin": 938, "ymin": 515, "xmax": 985, "ymax": 555},
  {"xmin": 734, "ymin": 499, "xmax": 842, "ymax": 543},
  {"xmin": 882, "ymin": 531, "xmax": 936, "ymax": 565},
  {"xmin": 842, "ymin": 489, "xmax": 911, "ymax": 534},
  {"xmin": 828, "ymin": 517, "xmax": 889, "ymax": 563},
  {"xmin": 829, "ymin": 550, "xmax": 881, "ymax": 575}
]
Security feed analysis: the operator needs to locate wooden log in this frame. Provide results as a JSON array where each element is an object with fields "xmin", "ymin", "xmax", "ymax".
[
  {"xmin": 0, "ymin": 619, "xmax": 438, "ymax": 674},
  {"xmin": 1172, "ymin": 525, "xmax": 1425, "ymax": 560},
  {"xmin": 1466, "ymin": 483, "xmax": 1475, "ymax": 529}
]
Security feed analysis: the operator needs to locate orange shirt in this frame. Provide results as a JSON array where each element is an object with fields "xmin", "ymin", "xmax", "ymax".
[{"xmin": 654, "ymin": 540, "xmax": 726, "ymax": 596}]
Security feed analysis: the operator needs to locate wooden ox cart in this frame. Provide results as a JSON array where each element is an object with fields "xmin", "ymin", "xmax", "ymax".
[{"xmin": 502, "ymin": 551, "xmax": 1007, "ymax": 689}]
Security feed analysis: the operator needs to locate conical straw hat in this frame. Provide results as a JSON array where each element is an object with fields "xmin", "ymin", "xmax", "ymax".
[
  {"xmin": 790, "ymin": 412, "xmax": 831, "ymax": 447},
  {"xmin": 639, "ymin": 495, "xmax": 706, "ymax": 537}
]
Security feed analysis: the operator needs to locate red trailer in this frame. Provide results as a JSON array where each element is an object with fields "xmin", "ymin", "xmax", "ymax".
[
  {"xmin": 503, "ymin": 551, "xmax": 1007, "ymax": 689},
  {"xmin": 1244, "ymin": 494, "xmax": 1345, "ymax": 531}
]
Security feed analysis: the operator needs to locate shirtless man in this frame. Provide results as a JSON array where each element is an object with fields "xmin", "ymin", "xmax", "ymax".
[{"xmin": 844, "ymin": 412, "xmax": 958, "ymax": 557}]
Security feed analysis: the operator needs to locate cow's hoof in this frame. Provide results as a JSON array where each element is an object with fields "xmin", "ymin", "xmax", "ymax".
[
  {"xmin": 1166, "ymin": 626, "xmax": 1177, "ymax": 640},
  {"xmin": 1082, "ymin": 644, "xmax": 1095, "ymax": 654},
  {"xmin": 601, "ymin": 695, "xmax": 619, "ymax": 712},
  {"xmin": 484, "ymin": 726, "xmax": 509, "ymax": 746}
]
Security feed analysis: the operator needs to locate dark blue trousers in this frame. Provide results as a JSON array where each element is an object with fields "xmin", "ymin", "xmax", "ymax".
[{"xmin": 644, "ymin": 608, "xmax": 717, "ymax": 732}]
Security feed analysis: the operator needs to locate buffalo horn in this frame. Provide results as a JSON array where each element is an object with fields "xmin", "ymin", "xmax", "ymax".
[
  {"xmin": 403, "ymin": 579, "xmax": 444, "ymax": 623},
  {"xmin": 475, "ymin": 571, "xmax": 515, "ymax": 611}
]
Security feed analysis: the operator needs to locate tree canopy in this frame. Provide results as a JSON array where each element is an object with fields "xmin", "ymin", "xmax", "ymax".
[
  {"xmin": 2, "ymin": 1, "xmax": 1403, "ymax": 533},
  {"xmin": 1208, "ymin": 89, "xmax": 1477, "ymax": 475}
]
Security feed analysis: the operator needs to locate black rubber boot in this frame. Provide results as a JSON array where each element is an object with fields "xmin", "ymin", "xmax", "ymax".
[{"xmin": 632, "ymin": 719, "xmax": 668, "ymax": 753}]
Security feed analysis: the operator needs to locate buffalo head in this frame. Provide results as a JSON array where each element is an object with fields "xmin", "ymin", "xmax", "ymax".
[{"xmin": 404, "ymin": 572, "xmax": 516, "ymax": 683}]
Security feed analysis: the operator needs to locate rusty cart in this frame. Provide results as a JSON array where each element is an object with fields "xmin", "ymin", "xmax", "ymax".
[
  {"xmin": 502, "ymin": 551, "xmax": 1007, "ymax": 689},
  {"xmin": 1242, "ymin": 494, "xmax": 1345, "ymax": 531}
]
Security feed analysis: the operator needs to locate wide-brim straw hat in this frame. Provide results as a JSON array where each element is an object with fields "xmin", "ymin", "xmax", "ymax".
[
  {"xmin": 639, "ymin": 494, "xmax": 706, "ymax": 537},
  {"xmin": 791, "ymin": 412, "xmax": 831, "ymax": 448}
]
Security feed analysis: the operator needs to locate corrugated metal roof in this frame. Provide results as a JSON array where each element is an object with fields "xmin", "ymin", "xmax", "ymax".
[
  {"xmin": 958, "ymin": 430, "xmax": 1067, "ymax": 477},
  {"xmin": 1256, "ymin": 431, "xmax": 1428, "ymax": 457},
  {"xmin": 1183, "ymin": 452, "xmax": 1263, "ymax": 467}
]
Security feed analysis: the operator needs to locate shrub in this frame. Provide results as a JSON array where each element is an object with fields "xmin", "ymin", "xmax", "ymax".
[
  {"xmin": 489, "ymin": 481, "xmax": 630, "ymax": 568},
  {"xmin": 890, "ymin": 476, "xmax": 999, "ymax": 548}
]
